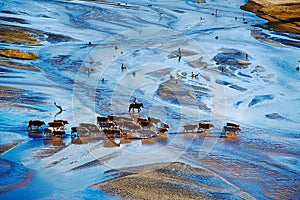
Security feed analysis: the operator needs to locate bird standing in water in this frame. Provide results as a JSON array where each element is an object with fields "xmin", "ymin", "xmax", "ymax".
[
  {"xmin": 121, "ymin": 63, "xmax": 127, "ymax": 71},
  {"xmin": 178, "ymin": 48, "xmax": 182, "ymax": 62}
]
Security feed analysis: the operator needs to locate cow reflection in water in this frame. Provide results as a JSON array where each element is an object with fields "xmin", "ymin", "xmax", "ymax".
[{"xmin": 44, "ymin": 137, "xmax": 66, "ymax": 147}]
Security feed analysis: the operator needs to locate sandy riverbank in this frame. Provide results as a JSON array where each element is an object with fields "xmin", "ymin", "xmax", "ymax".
[
  {"xmin": 92, "ymin": 162, "xmax": 253, "ymax": 200},
  {"xmin": 0, "ymin": 141, "xmax": 23, "ymax": 154}
]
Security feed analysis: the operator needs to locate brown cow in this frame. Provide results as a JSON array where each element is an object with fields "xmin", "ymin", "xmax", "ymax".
[
  {"xmin": 28, "ymin": 120, "xmax": 46, "ymax": 129},
  {"xmin": 159, "ymin": 122, "xmax": 170, "ymax": 129},
  {"xmin": 137, "ymin": 117, "xmax": 151, "ymax": 123},
  {"xmin": 123, "ymin": 121, "xmax": 141, "ymax": 131},
  {"xmin": 149, "ymin": 117, "xmax": 161, "ymax": 124},
  {"xmin": 98, "ymin": 121, "xmax": 116, "ymax": 129},
  {"xmin": 71, "ymin": 127, "xmax": 90, "ymax": 137},
  {"xmin": 103, "ymin": 128, "xmax": 121, "ymax": 137},
  {"xmin": 222, "ymin": 126, "xmax": 240, "ymax": 137},
  {"xmin": 226, "ymin": 122, "xmax": 240, "ymax": 128},
  {"xmin": 183, "ymin": 124, "xmax": 198, "ymax": 132},
  {"xmin": 52, "ymin": 129, "xmax": 66, "ymax": 138},
  {"xmin": 80, "ymin": 123, "xmax": 101, "ymax": 134},
  {"xmin": 198, "ymin": 122, "xmax": 214, "ymax": 132},
  {"xmin": 222, "ymin": 122, "xmax": 241, "ymax": 137},
  {"xmin": 158, "ymin": 127, "xmax": 168, "ymax": 134},
  {"xmin": 97, "ymin": 115, "xmax": 109, "ymax": 125},
  {"xmin": 139, "ymin": 121, "xmax": 154, "ymax": 129},
  {"xmin": 54, "ymin": 119, "xmax": 69, "ymax": 125},
  {"xmin": 48, "ymin": 121, "xmax": 65, "ymax": 128}
]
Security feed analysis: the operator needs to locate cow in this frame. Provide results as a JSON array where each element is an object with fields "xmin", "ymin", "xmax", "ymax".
[
  {"xmin": 103, "ymin": 128, "xmax": 121, "ymax": 137},
  {"xmin": 80, "ymin": 123, "xmax": 101, "ymax": 134},
  {"xmin": 54, "ymin": 119, "xmax": 69, "ymax": 125},
  {"xmin": 48, "ymin": 121, "xmax": 65, "ymax": 128},
  {"xmin": 44, "ymin": 127, "xmax": 55, "ymax": 136},
  {"xmin": 158, "ymin": 122, "xmax": 170, "ymax": 129},
  {"xmin": 183, "ymin": 124, "xmax": 198, "ymax": 132},
  {"xmin": 137, "ymin": 117, "xmax": 151, "ymax": 123},
  {"xmin": 52, "ymin": 129, "xmax": 66, "ymax": 138},
  {"xmin": 123, "ymin": 121, "xmax": 141, "ymax": 131},
  {"xmin": 97, "ymin": 115, "xmax": 109, "ymax": 125},
  {"xmin": 158, "ymin": 127, "xmax": 168, "ymax": 134},
  {"xmin": 222, "ymin": 122, "xmax": 241, "ymax": 137},
  {"xmin": 28, "ymin": 120, "xmax": 46, "ymax": 130},
  {"xmin": 71, "ymin": 127, "xmax": 90, "ymax": 137},
  {"xmin": 226, "ymin": 122, "xmax": 240, "ymax": 128},
  {"xmin": 198, "ymin": 122, "xmax": 214, "ymax": 132}
]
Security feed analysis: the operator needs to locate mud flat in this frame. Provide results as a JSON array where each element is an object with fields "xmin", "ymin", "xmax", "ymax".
[
  {"xmin": 0, "ymin": 141, "xmax": 23, "ymax": 154},
  {"xmin": 92, "ymin": 162, "xmax": 252, "ymax": 200},
  {"xmin": 156, "ymin": 79, "xmax": 210, "ymax": 111},
  {"xmin": 241, "ymin": 0, "xmax": 300, "ymax": 34}
]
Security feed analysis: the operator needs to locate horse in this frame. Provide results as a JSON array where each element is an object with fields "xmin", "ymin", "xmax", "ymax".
[{"xmin": 128, "ymin": 103, "xmax": 144, "ymax": 112}]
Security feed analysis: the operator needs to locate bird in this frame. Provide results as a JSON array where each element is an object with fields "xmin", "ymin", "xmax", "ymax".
[
  {"xmin": 191, "ymin": 72, "xmax": 199, "ymax": 78},
  {"xmin": 54, "ymin": 102, "xmax": 65, "ymax": 112},
  {"xmin": 121, "ymin": 63, "xmax": 127, "ymax": 71},
  {"xmin": 296, "ymin": 66, "xmax": 300, "ymax": 71},
  {"xmin": 178, "ymin": 48, "xmax": 182, "ymax": 62}
]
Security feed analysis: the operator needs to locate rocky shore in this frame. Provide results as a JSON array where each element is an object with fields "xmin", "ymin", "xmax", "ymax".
[{"xmin": 241, "ymin": 0, "xmax": 300, "ymax": 34}]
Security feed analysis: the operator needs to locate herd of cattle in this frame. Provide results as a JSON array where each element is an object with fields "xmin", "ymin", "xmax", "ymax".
[{"xmin": 27, "ymin": 115, "xmax": 241, "ymax": 143}]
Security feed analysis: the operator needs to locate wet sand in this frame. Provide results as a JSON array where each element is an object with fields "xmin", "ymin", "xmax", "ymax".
[
  {"xmin": 0, "ymin": 141, "xmax": 23, "ymax": 154},
  {"xmin": 92, "ymin": 162, "xmax": 253, "ymax": 200}
]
